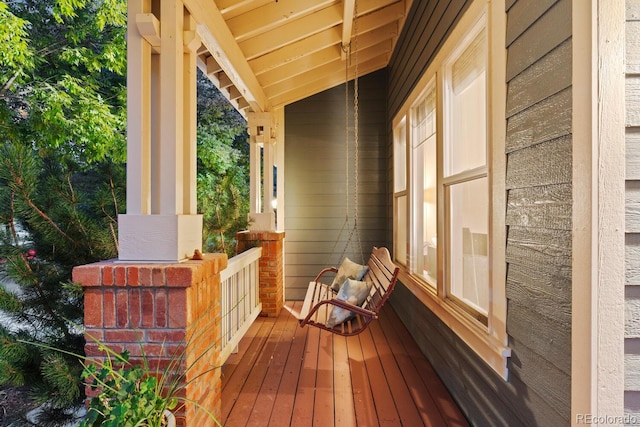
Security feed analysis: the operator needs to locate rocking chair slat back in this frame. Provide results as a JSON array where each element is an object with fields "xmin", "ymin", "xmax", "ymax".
[{"xmin": 298, "ymin": 247, "xmax": 399, "ymax": 337}]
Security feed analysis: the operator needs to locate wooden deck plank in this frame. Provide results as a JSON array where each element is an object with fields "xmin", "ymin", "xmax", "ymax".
[
  {"xmin": 222, "ymin": 317, "xmax": 275, "ymax": 422},
  {"xmin": 246, "ymin": 304, "xmax": 300, "ymax": 426},
  {"xmin": 291, "ymin": 322, "xmax": 321, "ymax": 427},
  {"xmin": 222, "ymin": 302, "xmax": 469, "ymax": 426},
  {"xmin": 333, "ymin": 334, "xmax": 357, "ymax": 426},
  {"xmin": 346, "ymin": 334, "xmax": 380, "ymax": 427},
  {"xmin": 374, "ymin": 312, "xmax": 449, "ymax": 427},
  {"xmin": 224, "ymin": 309, "xmax": 290, "ymax": 427},
  {"xmin": 369, "ymin": 319, "xmax": 430, "ymax": 426},
  {"xmin": 358, "ymin": 327, "xmax": 402, "ymax": 426},
  {"xmin": 313, "ymin": 329, "xmax": 335, "ymax": 426},
  {"xmin": 380, "ymin": 305, "xmax": 470, "ymax": 426},
  {"xmin": 221, "ymin": 314, "xmax": 264, "ymax": 384},
  {"xmin": 268, "ymin": 302, "xmax": 308, "ymax": 427}
]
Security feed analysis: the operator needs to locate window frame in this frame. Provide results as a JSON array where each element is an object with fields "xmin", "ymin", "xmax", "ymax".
[
  {"xmin": 393, "ymin": 117, "xmax": 408, "ymax": 267},
  {"xmin": 442, "ymin": 17, "xmax": 490, "ymax": 321},
  {"xmin": 409, "ymin": 78, "xmax": 438, "ymax": 287},
  {"xmin": 391, "ymin": 0, "xmax": 509, "ymax": 378}
]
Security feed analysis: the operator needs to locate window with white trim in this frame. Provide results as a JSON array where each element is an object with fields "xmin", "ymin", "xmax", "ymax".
[
  {"xmin": 392, "ymin": 0, "xmax": 509, "ymax": 377},
  {"xmin": 411, "ymin": 81, "xmax": 438, "ymax": 286},
  {"xmin": 393, "ymin": 118, "xmax": 408, "ymax": 267},
  {"xmin": 444, "ymin": 21, "xmax": 489, "ymax": 321}
]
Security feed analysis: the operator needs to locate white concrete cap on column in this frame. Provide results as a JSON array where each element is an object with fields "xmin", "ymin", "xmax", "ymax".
[{"xmin": 118, "ymin": 214, "xmax": 203, "ymax": 262}]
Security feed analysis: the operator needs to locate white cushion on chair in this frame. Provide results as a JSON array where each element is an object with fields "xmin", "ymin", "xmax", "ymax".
[
  {"xmin": 325, "ymin": 279, "xmax": 372, "ymax": 328},
  {"xmin": 330, "ymin": 257, "xmax": 368, "ymax": 291}
]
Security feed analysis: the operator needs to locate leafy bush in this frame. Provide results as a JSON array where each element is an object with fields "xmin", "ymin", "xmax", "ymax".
[
  {"xmin": 196, "ymin": 72, "xmax": 249, "ymax": 256},
  {"xmin": 80, "ymin": 349, "xmax": 177, "ymax": 427}
]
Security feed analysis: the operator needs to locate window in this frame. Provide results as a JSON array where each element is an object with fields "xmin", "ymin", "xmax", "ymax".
[
  {"xmin": 393, "ymin": 119, "xmax": 408, "ymax": 266},
  {"xmin": 411, "ymin": 83, "xmax": 437, "ymax": 285},
  {"xmin": 444, "ymin": 23, "xmax": 489, "ymax": 320},
  {"xmin": 392, "ymin": 0, "xmax": 508, "ymax": 378}
]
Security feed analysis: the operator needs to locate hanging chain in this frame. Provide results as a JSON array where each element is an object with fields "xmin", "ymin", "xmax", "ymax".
[
  {"xmin": 352, "ymin": 0, "xmax": 363, "ymax": 263},
  {"xmin": 353, "ymin": 0, "xmax": 359, "ymax": 230},
  {"xmin": 330, "ymin": 41, "xmax": 352, "ymax": 265},
  {"xmin": 344, "ymin": 42, "xmax": 351, "ymax": 221},
  {"xmin": 334, "ymin": 0, "xmax": 364, "ymax": 264}
]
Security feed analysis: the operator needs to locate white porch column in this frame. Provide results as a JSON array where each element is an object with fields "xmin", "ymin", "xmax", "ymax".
[
  {"xmin": 247, "ymin": 112, "xmax": 277, "ymax": 231},
  {"xmin": 571, "ymin": 0, "xmax": 625, "ymax": 422},
  {"xmin": 119, "ymin": 0, "xmax": 203, "ymax": 262}
]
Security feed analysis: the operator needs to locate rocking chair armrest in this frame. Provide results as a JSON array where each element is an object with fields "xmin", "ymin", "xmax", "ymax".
[
  {"xmin": 313, "ymin": 267, "xmax": 339, "ymax": 282},
  {"xmin": 304, "ymin": 298, "xmax": 377, "ymax": 322},
  {"xmin": 327, "ymin": 299, "xmax": 377, "ymax": 318}
]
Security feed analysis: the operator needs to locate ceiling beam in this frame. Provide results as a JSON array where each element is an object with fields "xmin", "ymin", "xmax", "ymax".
[
  {"xmin": 243, "ymin": 1, "xmax": 404, "ymax": 64},
  {"xmin": 342, "ymin": 0, "xmax": 356, "ymax": 56},
  {"xmin": 269, "ymin": 55, "xmax": 389, "ymax": 108},
  {"xmin": 184, "ymin": 0, "xmax": 270, "ymax": 112},
  {"xmin": 265, "ymin": 42, "xmax": 392, "ymax": 99},
  {"xmin": 216, "ymin": 0, "xmax": 272, "ymax": 20},
  {"xmin": 259, "ymin": 45, "xmax": 342, "ymax": 88},
  {"xmin": 258, "ymin": 26, "xmax": 397, "ymax": 88},
  {"xmin": 227, "ymin": 0, "xmax": 335, "ymax": 43},
  {"xmin": 250, "ymin": 27, "xmax": 342, "ymax": 76},
  {"xmin": 239, "ymin": 4, "xmax": 342, "ymax": 60}
]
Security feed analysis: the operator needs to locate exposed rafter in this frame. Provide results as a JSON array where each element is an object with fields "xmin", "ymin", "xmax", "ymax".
[
  {"xmin": 342, "ymin": 0, "xmax": 356, "ymax": 59},
  {"xmin": 181, "ymin": 0, "xmax": 412, "ymax": 114},
  {"xmin": 184, "ymin": 0, "xmax": 270, "ymax": 113}
]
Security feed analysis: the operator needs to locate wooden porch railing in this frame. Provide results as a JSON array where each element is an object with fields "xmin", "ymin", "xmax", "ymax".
[{"xmin": 219, "ymin": 247, "xmax": 263, "ymax": 363}]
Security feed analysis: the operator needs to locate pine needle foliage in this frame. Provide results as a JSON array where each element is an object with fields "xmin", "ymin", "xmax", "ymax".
[
  {"xmin": 0, "ymin": 142, "xmax": 125, "ymax": 410},
  {"xmin": 0, "ymin": 0, "xmax": 127, "ymax": 417}
]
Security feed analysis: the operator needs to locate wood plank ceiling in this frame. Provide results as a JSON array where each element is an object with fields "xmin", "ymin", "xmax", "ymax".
[{"xmin": 186, "ymin": 0, "xmax": 412, "ymax": 115}]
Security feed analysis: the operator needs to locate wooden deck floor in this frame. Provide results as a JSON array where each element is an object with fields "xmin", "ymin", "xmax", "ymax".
[{"xmin": 221, "ymin": 301, "xmax": 469, "ymax": 427}]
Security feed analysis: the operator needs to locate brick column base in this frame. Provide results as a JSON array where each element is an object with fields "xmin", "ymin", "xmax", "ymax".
[
  {"xmin": 236, "ymin": 231, "xmax": 285, "ymax": 317},
  {"xmin": 72, "ymin": 254, "xmax": 227, "ymax": 427}
]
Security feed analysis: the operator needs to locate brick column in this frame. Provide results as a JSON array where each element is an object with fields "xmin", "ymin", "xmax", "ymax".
[
  {"xmin": 236, "ymin": 231, "xmax": 285, "ymax": 317},
  {"xmin": 72, "ymin": 254, "xmax": 227, "ymax": 427}
]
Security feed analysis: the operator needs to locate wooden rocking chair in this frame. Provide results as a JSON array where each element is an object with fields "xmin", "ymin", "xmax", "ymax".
[{"xmin": 298, "ymin": 247, "xmax": 400, "ymax": 336}]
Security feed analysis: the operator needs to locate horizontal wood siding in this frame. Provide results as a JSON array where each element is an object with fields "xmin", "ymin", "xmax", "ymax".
[
  {"xmin": 387, "ymin": 0, "xmax": 572, "ymax": 425},
  {"xmin": 504, "ymin": 0, "xmax": 572, "ymax": 422},
  {"xmin": 627, "ymin": 0, "xmax": 640, "ymax": 416},
  {"xmin": 284, "ymin": 70, "xmax": 388, "ymax": 300},
  {"xmin": 387, "ymin": 0, "xmax": 471, "ymax": 119}
]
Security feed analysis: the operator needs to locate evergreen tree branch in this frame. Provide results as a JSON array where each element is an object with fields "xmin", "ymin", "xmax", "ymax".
[
  {"xmin": 8, "ymin": 191, "xmax": 19, "ymax": 245},
  {"xmin": 67, "ymin": 174, "xmax": 76, "ymax": 204},
  {"xmin": 22, "ymin": 194, "xmax": 75, "ymax": 244},
  {"xmin": 109, "ymin": 222, "xmax": 118, "ymax": 253},
  {"xmin": 109, "ymin": 174, "xmax": 118, "ymax": 220},
  {"xmin": 4, "ymin": 155, "xmax": 74, "ymax": 243},
  {"xmin": 16, "ymin": 256, "xmax": 72, "ymax": 341}
]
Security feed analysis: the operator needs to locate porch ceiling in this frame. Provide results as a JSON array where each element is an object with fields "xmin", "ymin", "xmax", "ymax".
[{"xmin": 185, "ymin": 0, "xmax": 412, "ymax": 114}]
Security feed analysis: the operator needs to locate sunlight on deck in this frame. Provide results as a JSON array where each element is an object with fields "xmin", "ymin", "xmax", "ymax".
[{"xmin": 221, "ymin": 301, "xmax": 469, "ymax": 427}]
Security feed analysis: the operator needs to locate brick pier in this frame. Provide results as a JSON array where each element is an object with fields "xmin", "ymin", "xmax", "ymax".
[
  {"xmin": 236, "ymin": 231, "xmax": 285, "ymax": 317},
  {"xmin": 72, "ymin": 254, "xmax": 227, "ymax": 426}
]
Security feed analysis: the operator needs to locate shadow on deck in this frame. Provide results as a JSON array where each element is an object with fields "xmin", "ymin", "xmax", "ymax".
[{"xmin": 221, "ymin": 301, "xmax": 469, "ymax": 426}]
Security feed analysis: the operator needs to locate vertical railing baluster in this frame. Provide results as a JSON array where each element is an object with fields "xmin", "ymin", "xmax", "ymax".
[{"xmin": 219, "ymin": 247, "xmax": 263, "ymax": 363}]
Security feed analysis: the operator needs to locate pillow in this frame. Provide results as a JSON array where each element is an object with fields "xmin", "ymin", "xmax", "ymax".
[
  {"xmin": 330, "ymin": 257, "xmax": 368, "ymax": 292},
  {"xmin": 325, "ymin": 279, "xmax": 372, "ymax": 328}
]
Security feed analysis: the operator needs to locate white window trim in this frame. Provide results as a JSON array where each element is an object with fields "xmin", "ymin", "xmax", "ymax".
[{"xmin": 392, "ymin": 0, "xmax": 509, "ymax": 379}]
